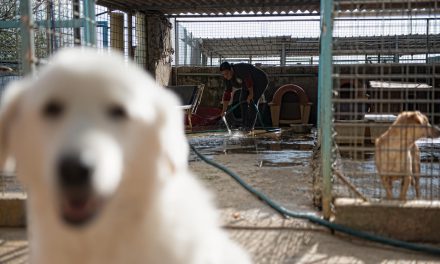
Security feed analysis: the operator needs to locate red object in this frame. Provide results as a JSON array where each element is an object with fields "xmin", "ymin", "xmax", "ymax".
[{"xmin": 185, "ymin": 106, "xmax": 222, "ymax": 127}]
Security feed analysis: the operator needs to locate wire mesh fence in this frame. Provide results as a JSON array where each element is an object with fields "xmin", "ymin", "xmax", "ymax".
[
  {"xmin": 331, "ymin": 0, "xmax": 440, "ymax": 202},
  {"xmin": 0, "ymin": 1, "xmax": 152, "ymax": 76},
  {"xmin": 174, "ymin": 15, "xmax": 440, "ymax": 67},
  {"xmin": 174, "ymin": 17, "xmax": 321, "ymax": 66},
  {"xmin": 2, "ymin": 0, "xmax": 439, "ymax": 205},
  {"xmin": 0, "ymin": 0, "xmax": 100, "ymax": 196},
  {"xmin": 0, "ymin": 0, "xmax": 169, "ymax": 197},
  {"xmin": 0, "ymin": 0, "xmax": 21, "ymax": 74}
]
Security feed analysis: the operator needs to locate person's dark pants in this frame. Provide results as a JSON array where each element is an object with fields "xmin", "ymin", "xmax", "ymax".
[{"xmin": 239, "ymin": 78, "xmax": 269, "ymax": 131}]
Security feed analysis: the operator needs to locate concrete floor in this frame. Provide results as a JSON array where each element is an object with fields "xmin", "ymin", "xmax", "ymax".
[
  {"xmin": 188, "ymin": 130, "xmax": 440, "ymax": 263},
  {"xmin": 0, "ymin": 129, "xmax": 439, "ymax": 263}
]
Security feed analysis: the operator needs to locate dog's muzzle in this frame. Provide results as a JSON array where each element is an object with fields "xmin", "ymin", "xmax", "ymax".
[{"xmin": 57, "ymin": 154, "xmax": 102, "ymax": 227}]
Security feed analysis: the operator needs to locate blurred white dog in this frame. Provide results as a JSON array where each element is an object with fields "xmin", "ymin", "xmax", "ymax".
[{"xmin": 0, "ymin": 48, "xmax": 251, "ymax": 264}]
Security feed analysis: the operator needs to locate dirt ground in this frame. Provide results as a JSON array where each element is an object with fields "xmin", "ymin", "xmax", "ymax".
[
  {"xmin": 187, "ymin": 130, "xmax": 440, "ymax": 263},
  {"xmin": 0, "ymin": 129, "xmax": 439, "ymax": 263}
]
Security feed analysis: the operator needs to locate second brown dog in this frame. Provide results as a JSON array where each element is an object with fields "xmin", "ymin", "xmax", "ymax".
[{"xmin": 375, "ymin": 111, "xmax": 440, "ymax": 200}]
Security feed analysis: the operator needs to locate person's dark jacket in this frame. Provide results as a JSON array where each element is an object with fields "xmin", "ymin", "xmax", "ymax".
[{"xmin": 222, "ymin": 63, "xmax": 268, "ymax": 102}]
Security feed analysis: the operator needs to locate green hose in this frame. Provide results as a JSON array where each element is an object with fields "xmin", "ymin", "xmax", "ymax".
[
  {"xmin": 190, "ymin": 144, "xmax": 440, "ymax": 256},
  {"xmin": 223, "ymin": 100, "xmax": 271, "ymax": 130}
]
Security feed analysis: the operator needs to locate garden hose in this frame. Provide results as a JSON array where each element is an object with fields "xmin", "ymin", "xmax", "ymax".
[
  {"xmin": 189, "ymin": 144, "xmax": 440, "ymax": 256},
  {"xmin": 222, "ymin": 100, "xmax": 275, "ymax": 132}
]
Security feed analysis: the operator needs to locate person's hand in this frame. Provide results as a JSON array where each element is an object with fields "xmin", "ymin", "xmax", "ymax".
[
  {"xmin": 221, "ymin": 100, "xmax": 230, "ymax": 117},
  {"xmin": 246, "ymin": 94, "xmax": 253, "ymax": 103}
]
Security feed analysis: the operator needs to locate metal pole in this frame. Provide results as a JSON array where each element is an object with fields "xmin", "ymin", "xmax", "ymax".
[
  {"xmin": 19, "ymin": 0, "xmax": 35, "ymax": 75},
  {"xmin": 318, "ymin": 0, "xmax": 333, "ymax": 220},
  {"xmin": 426, "ymin": 18, "xmax": 429, "ymax": 63},
  {"xmin": 174, "ymin": 18, "xmax": 179, "ymax": 85},
  {"xmin": 73, "ymin": 0, "xmax": 81, "ymax": 45},
  {"xmin": 174, "ymin": 18, "xmax": 179, "ymax": 66},
  {"xmin": 128, "ymin": 13, "xmax": 134, "ymax": 59},
  {"xmin": 83, "ymin": 0, "xmax": 96, "ymax": 46},
  {"xmin": 45, "ymin": 2, "xmax": 53, "ymax": 54},
  {"xmin": 183, "ymin": 28, "xmax": 187, "ymax": 65},
  {"xmin": 281, "ymin": 43, "xmax": 286, "ymax": 66}
]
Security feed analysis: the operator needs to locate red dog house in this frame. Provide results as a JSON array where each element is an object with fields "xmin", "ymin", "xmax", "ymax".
[{"xmin": 269, "ymin": 84, "xmax": 312, "ymax": 127}]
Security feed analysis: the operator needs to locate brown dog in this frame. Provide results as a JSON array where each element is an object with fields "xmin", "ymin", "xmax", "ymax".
[{"xmin": 375, "ymin": 111, "xmax": 440, "ymax": 200}]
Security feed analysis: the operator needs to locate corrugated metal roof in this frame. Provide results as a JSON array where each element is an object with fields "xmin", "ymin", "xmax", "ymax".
[
  {"xmin": 336, "ymin": 0, "xmax": 438, "ymax": 11},
  {"xmin": 96, "ymin": 0, "xmax": 320, "ymax": 15},
  {"xmin": 96, "ymin": 0, "xmax": 439, "ymax": 15},
  {"xmin": 201, "ymin": 36, "xmax": 295, "ymax": 57},
  {"xmin": 199, "ymin": 34, "xmax": 440, "ymax": 57}
]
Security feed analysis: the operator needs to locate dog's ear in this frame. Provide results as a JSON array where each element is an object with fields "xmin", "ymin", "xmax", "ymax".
[
  {"xmin": 410, "ymin": 111, "xmax": 427, "ymax": 125},
  {"xmin": 0, "ymin": 80, "xmax": 27, "ymax": 169}
]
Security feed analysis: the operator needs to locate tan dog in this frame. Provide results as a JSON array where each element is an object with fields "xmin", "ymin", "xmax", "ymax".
[{"xmin": 375, "ymin": 111, "xmax": 440, "ymax": 200}]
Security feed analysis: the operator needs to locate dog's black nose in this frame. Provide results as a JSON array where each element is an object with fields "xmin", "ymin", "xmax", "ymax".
[{"xmin": 58, "ymin": 155, "xmax": 92, "ymax": 188}]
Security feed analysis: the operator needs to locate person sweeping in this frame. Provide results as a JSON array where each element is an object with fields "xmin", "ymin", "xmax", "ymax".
[{"xmin": 220, "ymin": 61, "xmax": 269, "ymax": 132}]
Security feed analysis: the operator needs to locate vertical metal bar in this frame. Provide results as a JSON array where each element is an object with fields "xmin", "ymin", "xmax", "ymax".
[
  {"xmin": 318, "ymin": 0, "xmax": 333, "ymax": 220},
  {"xmin": 190, "ymin": 32, "xmax": 194, "ymax": 65},
  {"xmin": 19, "ymin": 0, "xmax": 35, "ymax": 75},
  {"xmin": 426, "ymin": 18, "xmax": 429, "ymax": 63},
  {"xmin": 174, "ymin": 19, "xmax": 179, "ymax": 85},
  {"xmin": 99, "ymin": 21, "xmax": 109, "ymax": 48},
  {"xmin": 144, "ymin": 14, "xmax": 149, "ymax": 71},
  {"xmin": 281, "ymin": 43, "xmax": 286, "ymax": 66},
  {"xmin": 174, "ymin": 18, "xmax": 179, "ymax": 66},
  {"xmin": 73, "ymin": 0, "xmax": 81, "ymax": 45},
  {"xmin": 45, "ymin": 2, "xmax": 53, "ymax": 54},
  {"xmin": 48, "ymin": 0, "xmax": 57, "ymax": 51},
  {"xmin": 128, "ymin": 13, "xmax": 133, "ymax": 58},
  {"xmin": 84, "ymin": 0, "xmax": 90, "ymax": 45},
  {"xmin": 84, "ymin": 0, "xmax": 96, "ymax": 46},
  {"xmin": 183, "ymin": 28, "xmax": 187, "ymax": 65}
]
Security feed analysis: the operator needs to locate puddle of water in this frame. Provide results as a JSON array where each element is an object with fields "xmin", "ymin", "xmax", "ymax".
[{"xmin": 188, "ymin": 129, "xmax": 315, "ymax": 167}]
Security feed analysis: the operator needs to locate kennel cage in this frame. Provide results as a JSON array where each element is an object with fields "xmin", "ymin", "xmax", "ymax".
[
  {"xmin": 320, "ymin": 0, "xmax": 440, "ymax": 218},
  {"xmin": 0, "ymin": 0, "xmax": 97, "ymax": 75},
  {"xmin": 172, "ymin": 17, "xmax": 321, "ymax": 126},
  {"xmin": 0, "ymin": 0, "xmax": 158, "ymax": 75},
  {"xmin": 0, "ymin": 0, "xmax": 97, "ymax": 197},
  {"xmin": 174, "ymin": 18, "xmax": 321, "ymax": 67}
]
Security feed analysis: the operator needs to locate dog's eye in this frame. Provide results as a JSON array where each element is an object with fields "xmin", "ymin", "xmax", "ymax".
[
  {"xmin": 108, "ymin": 105, "xmax": 127, "ymax": 121},
  {"xmin": 42, "ymin": 100, "xmax": 64, "ymax": 119}
]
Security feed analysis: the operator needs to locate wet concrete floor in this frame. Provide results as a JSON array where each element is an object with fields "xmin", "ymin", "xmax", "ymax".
[
  {"xmin": 0, "ymin": 129, "xmax": 439, "ymax": 263},
  {"xmin": 187, "ymin": 129, "xmax": 440, "ymax": 263}
]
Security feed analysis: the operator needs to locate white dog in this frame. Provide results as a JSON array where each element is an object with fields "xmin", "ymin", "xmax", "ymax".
[{"xmin": 0, "ymin": 48, "xmax": 251, "ymax": 264}]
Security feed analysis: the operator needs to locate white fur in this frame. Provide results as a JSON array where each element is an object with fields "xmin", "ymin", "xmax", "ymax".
[{"xmin": 0, "ymin": 48, "xmax": 251, "ymax": 264}]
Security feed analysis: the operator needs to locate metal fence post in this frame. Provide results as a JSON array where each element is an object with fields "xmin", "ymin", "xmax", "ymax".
[
  {"xmin": 318, "ymin": 0, "xmax": 333, "ymax": 219},
  {"xmin": 19, "ymin": 0, "xmax": 35, "ymax": 75},
  {"xmin": 175, "ymin": 18, "xmax": 179, "ymax": 66},
  {"xmin": 84, "ymin": 0, "xmax": 96, "ymax": 46}
]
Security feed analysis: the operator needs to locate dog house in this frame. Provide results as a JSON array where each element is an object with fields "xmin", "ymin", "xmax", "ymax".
[{"xmin": 269, "ymin": 84, "xmax": 311, "ymax": 127}]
